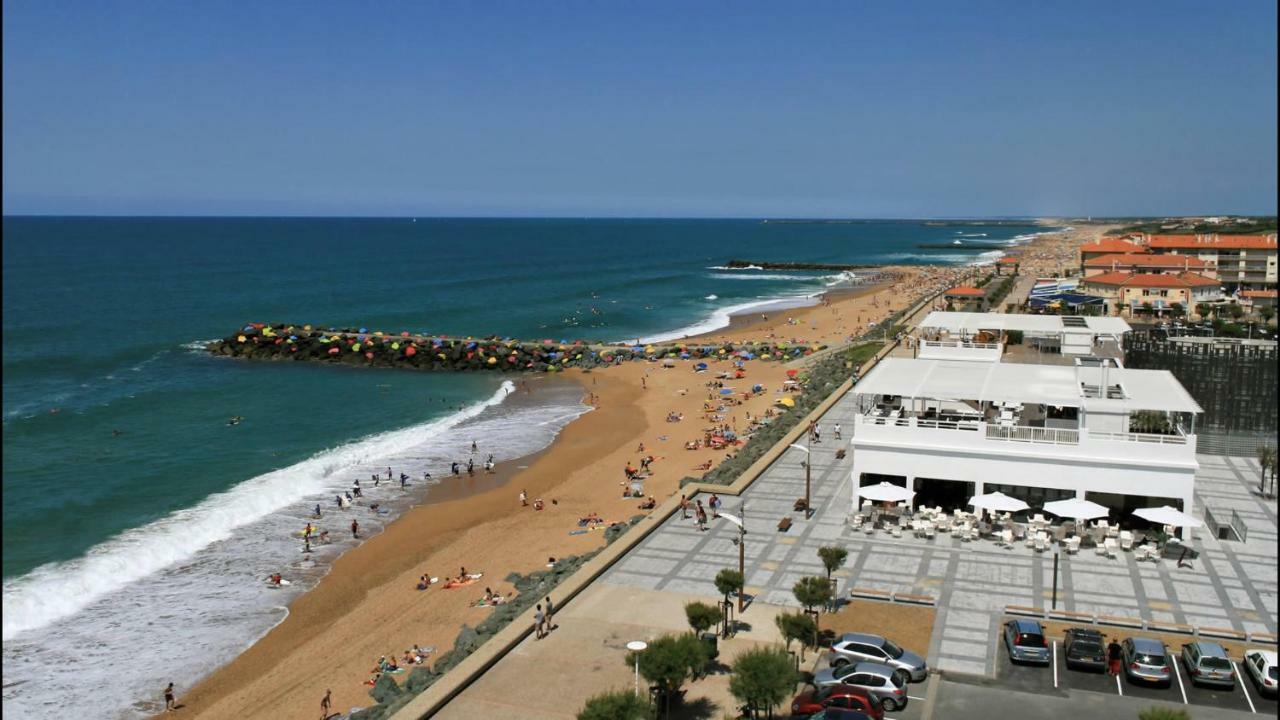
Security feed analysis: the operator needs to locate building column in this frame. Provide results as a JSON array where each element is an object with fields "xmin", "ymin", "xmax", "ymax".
[
  {"xmin": 850, "ymin": 469, "xmax": 861, "ymax": 517},
  {"xmin": 907, "ymin": 476, "xmax": 917, "ymax": 512},
  {"xmin": 1179, "ymin": 492, "xmax": 1196, "ymax": 541}
]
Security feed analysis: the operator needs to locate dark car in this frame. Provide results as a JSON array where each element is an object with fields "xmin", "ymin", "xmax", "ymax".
[
  {"xmin": 790, "ymin": 684, "xmax": 883, "ymax": 720},
  {"xmin": 1003, "ymin": 619, "xmax": 1050, "ymax": 665},
  {"xmin": 1063, "ymin": 628, "xmax": 1107, "ymax": 672}
]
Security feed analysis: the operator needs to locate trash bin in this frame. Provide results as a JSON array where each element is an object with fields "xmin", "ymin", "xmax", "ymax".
[{"xmin": 699, "ymin": 632, "xmax": 719, "ymax": 660}]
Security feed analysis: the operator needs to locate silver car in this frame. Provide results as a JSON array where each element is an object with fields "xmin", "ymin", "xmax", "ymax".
[
  {"xmin": 812, "ymin": 661, "xmax": 908, "ymax": 711},
  {"xmin": 1002, "ymin": 619, "xmax": 1050, "ymax": 665},
  {"xmin": 1123, "ymin": 637, "xmax": 1172, "ymax": 687},
  {"xmin": 829, "ymin": 632, "xmax": 928, "ymax": 682},
  {"xmin": 1181, "ymin": 642, "xmax": 1235, "ymax": 689}
]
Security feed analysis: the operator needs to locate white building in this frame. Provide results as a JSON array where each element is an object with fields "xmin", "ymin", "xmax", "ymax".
[
  {"xmin": 849, "ymin": 355, "xmax": 1202, "ymax": 530},
  {"xmin": 915, "ymin": 312, "xmax": 1131, "ymax": 360}
]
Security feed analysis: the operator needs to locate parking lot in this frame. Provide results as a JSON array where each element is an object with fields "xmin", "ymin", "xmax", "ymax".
[
  {"xmin": 993, "ymin": 629, "xmax": 1278, "ymax": 715},
  {"xmin": 804, "ymin": 654, "xmax": 935, "ymax": 719}
]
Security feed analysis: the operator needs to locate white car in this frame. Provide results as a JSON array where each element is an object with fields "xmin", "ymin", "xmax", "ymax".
[{"xmin": 1243, "ymin": 649, "xmax": 1278, "ymax": 697}]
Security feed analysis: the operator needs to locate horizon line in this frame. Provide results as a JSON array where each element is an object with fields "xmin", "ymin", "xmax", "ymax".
[{"xmin": 5, "ymin": 213, "xmax": 1272, "ymax": 221}]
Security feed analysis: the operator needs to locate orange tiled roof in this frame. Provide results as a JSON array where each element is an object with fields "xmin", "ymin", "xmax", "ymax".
[
  {"xmin": 1242, "ymin": 290, "xmax": 1278, "ymax": 298},
  {"xmin": 945, "ymin": 286, "xmax": 986, "ymax": 297},
  {"xmin": 1080, "ymin": 238, "xmax": 1148, "ymax": 254},
  {"xmin": 1081, "ymin": 271, "xmax": 1220, "ymax": 289},
  {"xmin": 1147, "ymin": 234, "xmax": 1278, "ymax": 250},
  {"xmin": 1083, "ymin": 253, "xmax": 1207, "ymax": 269}
]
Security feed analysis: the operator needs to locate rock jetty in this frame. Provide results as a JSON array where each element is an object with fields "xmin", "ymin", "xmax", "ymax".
[{"xmin": 206, "ymin": 324, "xmax": 828, "ymax": 372}]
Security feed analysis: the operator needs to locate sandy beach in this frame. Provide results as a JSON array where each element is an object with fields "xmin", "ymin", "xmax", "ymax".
[{"xmin": 175, "ymin": 225, "xmax": 1109, "ymax": 719}]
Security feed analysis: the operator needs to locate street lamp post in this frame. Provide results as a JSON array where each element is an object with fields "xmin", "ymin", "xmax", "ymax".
[
  {"xmin": 789, "ymin": 443, "xmax": 811, "ymax": 518},
  {"xmin": 1051, "ymin": 544, "xmax": 1061, "ymax": 611},
  {"xmin": 719, "ymin": 507, "xmax": 748, "ymax": 613},
  {"xmin": 626, "ymin": 640, "xmax": 647, "ymax": 697}
]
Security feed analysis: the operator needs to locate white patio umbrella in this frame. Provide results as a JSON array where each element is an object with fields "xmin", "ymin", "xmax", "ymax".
[
  {"xmin": 857, "ymin": 481, "xmax": 915, "ymax": 503},
  {"xmin": 968, "ymin": 491, "xmax": 1029, "ymax": 513},
  {"xmin": 1132, "ymin": 505, "xmax": 1203, "ymax": 528},
  {"xmin": 1042, "ymin": 497, "xmax": 1109, "ymax": 521}
]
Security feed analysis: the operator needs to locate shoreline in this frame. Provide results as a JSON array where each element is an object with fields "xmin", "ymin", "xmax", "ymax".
[{"xmin": 168, "ymin": 224, "xmax": 1101, "ymax": 719}]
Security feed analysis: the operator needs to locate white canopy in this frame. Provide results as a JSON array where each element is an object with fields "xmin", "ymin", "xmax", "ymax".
[
  {"xmin": 919, "ymin": 311, "xmax": 1131, "ymax": 338},
  {"xmin": 1133, "ymin": 505, "xmax": 1203, "ymax": 528},
  {"xmin": 854, "ymin": 357, "xmax": 1202, "ymax": 413},
  {"xmin": 1042, "ymin": 497, "xmax": 1110, "ymax": 520},
  {"xmin": 968, "ymin": 491, "xmax": 1030, "ymax": 513},
  {"xmin": 856, "ymin": 481, "xmax": 916, "ymax": 503}
]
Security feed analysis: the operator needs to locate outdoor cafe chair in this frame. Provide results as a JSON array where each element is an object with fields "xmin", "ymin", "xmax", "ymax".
[
  {"xmin": 1106, "ymin": 523, "xmax": 1120, "ymax": 539},
  {"xmin": 1119, "ymin": 530, "xmax": 1134, "ymax": 551},
  {"xmin": 1064, "ymin": 536, "xmax": 1081, "ymax": 554},
  {"xmin": 1133, "ymin": 545, "xmax": 1151, "ymax": 561},
  {"xmin": 1034, "ymin": 533, "xmax": 1048, "ymax": 552},
  {"xmin": 1104, "ymin": 538, "xmax": 1119, "ymax": 558}
]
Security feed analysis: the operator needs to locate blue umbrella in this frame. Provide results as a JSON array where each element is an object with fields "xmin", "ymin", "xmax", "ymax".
[
  {"xmin": 695, "ymin": 362, "xmax": 708, "ymax": 370},
  {"xmin": 680, "ymin": 352, "xmax": 690, "ymax": 359},
  {"xmin": 359, "ymin": 327, "xmax": 368, "ymax": 333}
]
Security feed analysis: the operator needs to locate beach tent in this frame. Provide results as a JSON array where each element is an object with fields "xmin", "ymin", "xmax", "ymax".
[
  {"xmin": 776, "ymin": 397, "xmax": 795, "ymax": 407},
  {"xmin": 719, "ymin": 388, "xmax": 734, "ymax": 395}
]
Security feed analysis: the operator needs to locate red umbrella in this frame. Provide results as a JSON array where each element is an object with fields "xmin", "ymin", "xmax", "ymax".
[{"xmin": 786, "ymin": 369, "xmax": 799, "ymax": 378}]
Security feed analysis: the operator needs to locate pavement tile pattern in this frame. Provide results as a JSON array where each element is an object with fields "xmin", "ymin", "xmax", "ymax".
[{"xmin": 603, "ymin": 390, "xmax": 1279, "ymax": 678}]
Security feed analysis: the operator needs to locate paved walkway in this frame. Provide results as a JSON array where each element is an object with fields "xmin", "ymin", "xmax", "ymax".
[{"xmin": 603, "ymin": 391, "xmax": 1279, "ymax": 678}]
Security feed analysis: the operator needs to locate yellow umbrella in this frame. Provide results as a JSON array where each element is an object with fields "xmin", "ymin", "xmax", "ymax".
[{"xmin": 777, "ymin": 397, "xmax": 795, "ymax": 407}]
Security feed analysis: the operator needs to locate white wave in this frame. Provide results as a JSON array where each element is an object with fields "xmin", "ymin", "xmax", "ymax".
[
  {"xmin": 706, "ymin": 264, "xmax": 763, "ymax": 270},
  {"xmin": 824, "ymin": 271, "xmax": 859, "ymax": 287},
  {"xmin": 704, "ymin": 294, "xmax": 718, "ymax": 300},
  {"xmin": 181, "ymin": 339, "xmax": 220, "ymax": 352},
  {"xmin": 1, "ymin": 381, "xmax": 517, "ymax": 642},
  {"xmin": 967, "ymin": 249, "xmax": 1006, "ymax": 267},
  {"xmin": 628, "ymin": 295, "xmax": 819, "ymax": 344},
  {"xmin": 957, "ymin": 233, "xmax": 988, "ymax": 237},
  {"xmin": 708, "ymin": 273, "xmax": 823, "ymax": 281}
]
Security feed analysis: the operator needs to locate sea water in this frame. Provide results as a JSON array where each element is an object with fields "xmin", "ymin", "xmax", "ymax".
[{"xmin": 1, "ymin": 217, "xmax": 1056, "ymax": 716}]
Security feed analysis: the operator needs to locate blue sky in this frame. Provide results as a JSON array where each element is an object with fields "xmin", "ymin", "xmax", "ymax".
[{"xmin": 3, "ymin": 1, "xmax": 1276, "ymax": 217}]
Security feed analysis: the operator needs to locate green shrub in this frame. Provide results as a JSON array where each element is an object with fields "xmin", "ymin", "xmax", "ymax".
[{"xmin": 578, "ymin": 689, "xmax": 655, "ymax": 720}]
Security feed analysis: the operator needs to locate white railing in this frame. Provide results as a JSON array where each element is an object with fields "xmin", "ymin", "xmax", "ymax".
[
  {"xmin": 985, "ymin": 424, "xmax": 1080, "ymax": 445},
  {"xmin": 920, "ymin": 339, "xmax": 1002, "ymax": 350},
  {"xmin": 1088, "ymin": 430, "xmax": 1189, "ymax": 445},
  {"xmin": 861, "ymin": 415, "xmax": 980, "ymax": 431}
]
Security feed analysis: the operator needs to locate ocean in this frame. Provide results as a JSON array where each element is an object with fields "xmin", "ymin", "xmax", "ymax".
[{"xmin": 0, "ymin": 217, "xmax": 1056, "ymax": 717}]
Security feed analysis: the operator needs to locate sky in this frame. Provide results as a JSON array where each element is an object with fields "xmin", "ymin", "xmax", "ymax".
[{"xmin": 2, "ymin": 1, "xmax": 1277, "ymax": 218}]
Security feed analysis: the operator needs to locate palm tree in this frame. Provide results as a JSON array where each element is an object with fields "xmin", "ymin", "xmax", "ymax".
[{"xmin": 1258, "ymin": 445, "xmax": 1276, "ymax": 498}]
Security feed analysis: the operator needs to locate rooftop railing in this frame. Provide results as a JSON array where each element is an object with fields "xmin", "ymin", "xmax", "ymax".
[{"xmin": 985, "ymin": 424, "xmax": 1080, "ymax": 445}]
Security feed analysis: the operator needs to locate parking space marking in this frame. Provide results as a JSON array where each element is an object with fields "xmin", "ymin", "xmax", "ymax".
[
  {"xmin": 907, "ymin": 695, "xmax": 928, "ymax": 701},
  {"xmin": 1052, "ymin": 641, "xmax": 1058, "ymax": 689},
  {"xmin": 1115, "ymin": 673, "xmax": 1123, "ymax": 696},
  {"xmin": 1234, "ymin": 660, "xmax": 1257, "ymax": 714},
  {"xmin": 1172, "ymin": 657, "xmax": 1189, "ymax": 705}
]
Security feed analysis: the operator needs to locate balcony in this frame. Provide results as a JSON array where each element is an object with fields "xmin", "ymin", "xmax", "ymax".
[
  {"xmin": 855, "ymin": 413, "xmax": 1196, "ymax": 465},
  {"xmin": 916, "ymin": 339, "xmax": 1004, "ymax": 362}
]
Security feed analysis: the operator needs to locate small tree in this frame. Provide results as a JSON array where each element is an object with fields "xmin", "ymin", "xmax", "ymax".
[
  {"xmin": 1229, "ymin": 303, "xmax": 1246, "ymax": 320},
  {"xmin": 1137, "ymin": 707, "xmax": 1191, "ymax": 720},
  {"xmin": 1141, "ymin": 301, "xmax": 1154, "ymax": 316},
  {"xmin": 1195, "ymin": 302, "xmax": 1212, "ymax": 321},
  {"xmin": 1261, "ymin": 306, "xmax": 1275, "ymax": 325},
  {"xmin": 1170, "ymin": 302, "xmax": 1185, "ymax": 319},
  {"xmin": 793, "ymin": 575, "xmax": 834, "ymax": 647},
  {"xmin": 578, "ymin": 689, "xmax": 656, "ymax": 720},
  {"xmin": 817, "ymin": 546, "xmax": 848, "ymax": 582},
  {"xmin": 714, "ymin": 568, "xmax": 745, "ymax": 636},
  {"xmin": 1258, "ymin": 445, "xmax": 1276, "ymax": 498},
  {"xmin": 684, "ymin": 601, "xmax": 720, "ymax": 636},
  {"xmin": 774, "ymin": 611, "xmax": 817, "ymax": 661},
  {"xmin": 729, "ymin": 646, "xmax": 798, "ymax": 719},
  {"xmin": 626, "ymin": 634, "xmax": 708, "ymax": 716}
]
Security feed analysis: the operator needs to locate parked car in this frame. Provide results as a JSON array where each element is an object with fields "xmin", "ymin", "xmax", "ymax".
[
  {"xmin": 1063, "ymin": 628, "xmax": 1107, "ymax": 672},
  {"xmin": 812, "ymin": 661, "xmax": 908, "ymax": 711},
  {"xmin": 1242, "ymin": 649, "xmax": 1278, "ymax": 697},
  {"xmin": 1122, "ymin": 637, "xmax": 1172, "ymax": 687},
  {"xmin": 1002, "ymin": 619, "xmax": 1050, "ymax": 665},
  {"xmin": 1181, "ymin": 642, "xmax": 1235, "ymax": 689},
  {"xmin": 828, "ymin": 632, "xmax": 928, "ymax": 682},
  {"xmin": 806, "ymin": 711, "xmax": 876, "ymax": 720},
  {"xmin": 790, "ymin": 684, "xmax": 883, "ymax": 719}
]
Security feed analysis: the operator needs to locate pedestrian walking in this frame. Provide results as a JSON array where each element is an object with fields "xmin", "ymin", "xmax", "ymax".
[
  {"xmin": 695, "ymin": 501, "xmax": 708, "ymax": 531},
  {"xmin": 680, "ymin": 494, "xmax": 689, "ymax": 519},
  {"xmin": 321, "ymin": 688, "xmax": 332, "ymax": 719},
  {"xmin": 833, "ymin": 423, "xmax": 842, "ymax": 440},
  {"xmin": 534, "ymin": 603, "xmax": 546, "ymax": 639},
  {"xmin": 1107, "ymin": 639, "xmax": 1123, "ymax": 676},
  {"xmin": 545, "ymin": 595, "xmax": 555, "ymax": 632},
  {"xmin": 709, "ymin": 494, "xmax": 721, "ymax": 518},
  {"xmin": 163, "ymin": 682, "xmax": 176, "ymax": 712}
]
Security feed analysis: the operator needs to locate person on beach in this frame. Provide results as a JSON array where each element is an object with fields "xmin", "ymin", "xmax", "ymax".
[
  {"xmin": 351, "ymin": 519, "xmax": 359, "ymax": 539},
  {"xmin": 321, "ymin": 689, "xmax": 332, "ymax": 718},
  {"xmin": 400, "ymin": 474, "xmax": 407, "ymax": 489},
  {"xmin": 467, "ymin": 458, "xmax": 475, "ymax": 476},
  {"xmin": 520, "ymin": 489, "xmax": 528, "ymax": 506},
  {"xmin": 451, "ymin": 461, "xmax": 460, "ymax": 476},
  {"xmin": 534, "ymin": 603, "xmax": 546, "ymax": 639},
  {"xmin": 471, "ymin": 440, "xmax": 478, "ymax": 454},
  {"xmin": 164, "ymin": 682, "xmax": 176, "ymax": 711},
  {"xmin": 386, "ymin": 466, "xmax": 392, "ymax": 480},
  {"xmin": 423, "ymin": 471, "xmax": 431, "ymax": 482},
  {"xmin": 314, "ymin": 504, "xmax": 322, "ymax": 519}
]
